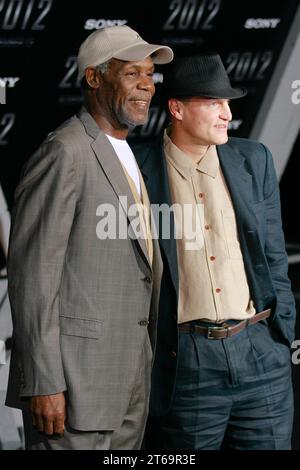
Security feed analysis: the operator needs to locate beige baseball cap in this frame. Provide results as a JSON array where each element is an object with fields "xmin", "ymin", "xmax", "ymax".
[{"xmin": 77, "ymin": 25, "xmax": 174, "ymax": 80}]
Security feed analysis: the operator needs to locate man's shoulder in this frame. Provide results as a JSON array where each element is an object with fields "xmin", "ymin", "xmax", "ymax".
[
  {"xmin": 19, "ymin": 115, "xmax": 85, "ymax": 184},
  {"xmin": 44, "ymin": 114, "xmax": 86, "ymax": 148},
  {"xmin": 226, "ymin": 136, "xmax": 266, "ymax": 153},
  {"xmin": 33, "ymin": 113, "xmax": 93, "ymax": 167},
  {"xmin": 225, "ymin": 137, "xmax": 272, "ymax": 166}
]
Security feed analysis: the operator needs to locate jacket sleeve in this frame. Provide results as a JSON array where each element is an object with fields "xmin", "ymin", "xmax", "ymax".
[
  {"xmin": 262, "ymin": 144, "xmax": 296, "ymax": 345},
  {"xmin": 8, "ymin": 139, "xmax": 77, "ymax": 396}
]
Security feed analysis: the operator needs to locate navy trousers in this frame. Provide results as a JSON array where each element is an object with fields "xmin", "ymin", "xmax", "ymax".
[{"xmin": 155, "ymin": 321, "xmax": 293, "ymax": 450}]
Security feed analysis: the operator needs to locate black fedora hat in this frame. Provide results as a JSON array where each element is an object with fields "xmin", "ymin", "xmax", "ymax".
[{"xmin": 165, "ymin": 53, "xmax": 247, "ymax": 100}]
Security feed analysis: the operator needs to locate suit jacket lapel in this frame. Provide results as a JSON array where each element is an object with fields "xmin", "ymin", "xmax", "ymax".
[
  {"xmin": 78, "ymin": 109, "xmax": 151, "ymax": 269},
  {"xmin": 217, "ymin": 142, "xmax": 255, "ymax": 225},
  {"xmin": 138, "ymin": 141, "xmax": 179, "ymax": 295}
]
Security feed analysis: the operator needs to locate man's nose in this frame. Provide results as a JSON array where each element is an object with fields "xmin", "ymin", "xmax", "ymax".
[
  {"xmin": 220, "ymin": 102, "xmax": 232, "ymax": 121},
  {"xmin": 137, "ymin": 75, "xmax": 155, "ymax": 93}
]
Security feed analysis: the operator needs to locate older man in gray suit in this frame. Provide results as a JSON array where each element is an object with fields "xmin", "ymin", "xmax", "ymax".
[{"xmin": 5, "ymin": 26, "xmax": 173, "ymax": 450}]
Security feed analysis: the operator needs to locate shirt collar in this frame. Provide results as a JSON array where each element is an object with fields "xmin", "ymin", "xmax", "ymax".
[{"xmin": 163, "ymin": 129, "xmax": 219, "ymax": 179}]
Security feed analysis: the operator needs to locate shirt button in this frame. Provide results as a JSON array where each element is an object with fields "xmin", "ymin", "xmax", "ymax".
[
  {"xmin": 210, "ymin": 256, "xmax": 216, "ymax": 261},
  {"xmin": 170, "ymin": 351, "xmax": 177, "ymax": 358},
  {"xmin": 216, "ymin": 288, "xmax": 222, "ymax": 293},
  {"xmin": 205, "ymin": 224, "xmax": 210, "ymax": 230},
  {"xmin": 199, "ymin": 192, "xmax": 204, "ymax": 198}
]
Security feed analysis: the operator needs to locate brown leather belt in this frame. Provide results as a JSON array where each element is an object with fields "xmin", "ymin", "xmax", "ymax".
[{"xmin": 178, "ymin": 309, "xmax": 271, "ymax": 339}]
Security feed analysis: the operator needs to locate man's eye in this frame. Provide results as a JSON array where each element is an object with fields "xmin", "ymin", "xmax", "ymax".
[{"xmin": 126, "ymin": 72, "xmax": 137, "ymax": 77}]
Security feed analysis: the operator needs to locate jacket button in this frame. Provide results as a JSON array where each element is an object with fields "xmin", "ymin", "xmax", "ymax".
[
  {"xmin": 139, "ymin": 320, "xmax": 150, "ymax": 326},
  {"xmin": 170, "ymin": 351, "xmax": 177, "ymax": 358},
  {"xmin": 144, "ymin": 276, "xmax": 152, "ymax": 283}
]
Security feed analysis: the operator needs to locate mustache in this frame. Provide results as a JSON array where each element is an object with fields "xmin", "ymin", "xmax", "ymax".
[{"xmin": 129, "ymin": 94, "xmax": 152, "ymax": 102}]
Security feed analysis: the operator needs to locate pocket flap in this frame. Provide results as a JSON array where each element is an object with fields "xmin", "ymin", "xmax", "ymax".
[{"xmin": 59, "ymin": 316, "xmax": 102, "ymax": 339}]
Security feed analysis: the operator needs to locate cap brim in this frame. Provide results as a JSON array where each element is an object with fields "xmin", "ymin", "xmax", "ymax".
[{"xmin": 113, "ymin": 43, "xmax": 174, "ymax": 64}]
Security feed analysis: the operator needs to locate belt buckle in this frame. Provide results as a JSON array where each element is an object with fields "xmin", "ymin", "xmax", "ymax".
[
  {"xmin": 206, "ymin": 323, "xmax": 229, "ymax": 339},
  {"xmin": 206, "ymin": 325, "xmax": 221, "ymax": 340}
]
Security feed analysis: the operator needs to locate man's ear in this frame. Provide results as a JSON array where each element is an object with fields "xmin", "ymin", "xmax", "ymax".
[
  {"xmin": 85, "ymin": 67, "xmax": 101, "ymax": 89},
  {"xmin": 168, "ymin": 98, "xmax": 184, "ymax": 121}
]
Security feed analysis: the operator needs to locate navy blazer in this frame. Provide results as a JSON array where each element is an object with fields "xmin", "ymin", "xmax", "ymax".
[{"xmin": 134, "ymin": 136, "xmax": 296, "ymax": 417}]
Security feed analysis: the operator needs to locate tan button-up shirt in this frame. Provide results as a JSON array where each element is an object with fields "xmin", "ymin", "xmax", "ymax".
[{"xmin": 164, "ymin": 131, "xmax": 255, "ymax": 323}]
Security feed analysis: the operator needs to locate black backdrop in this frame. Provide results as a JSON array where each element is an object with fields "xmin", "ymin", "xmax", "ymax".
[
  {"xmin": 1, "ymin": 0, "xmax": 300, "ymax": 449},
  {"xmin": 1, "ymin": 0, "xmax": 299, "ymax": 206}
]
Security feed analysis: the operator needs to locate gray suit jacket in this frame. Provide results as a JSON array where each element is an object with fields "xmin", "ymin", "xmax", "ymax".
[{"xmin": 6, "ymin": 109, "xmax": 162, "ymax": 431}]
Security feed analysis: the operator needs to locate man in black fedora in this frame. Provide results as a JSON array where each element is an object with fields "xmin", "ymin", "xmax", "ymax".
[{"xmin": 134, "ymin": 53, "xmax": 295, "ymax": 449}]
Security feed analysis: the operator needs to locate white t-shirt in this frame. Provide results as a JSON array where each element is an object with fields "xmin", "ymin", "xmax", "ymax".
[{"xmin": 106, "ymin": 134, "xmax": 141, "ymax": 197}]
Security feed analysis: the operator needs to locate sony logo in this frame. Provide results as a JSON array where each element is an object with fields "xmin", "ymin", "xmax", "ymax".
[
  {"xmin": 84, "ymin": 19, "xmax": 128, "ymax": 30},
  {"xmin": 0, "ymin": 77, "xmax": 20, "ymax": 87},
  {"xmin": 244, "ymin": 18, "xmax": 281, "ymax": 29}
]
